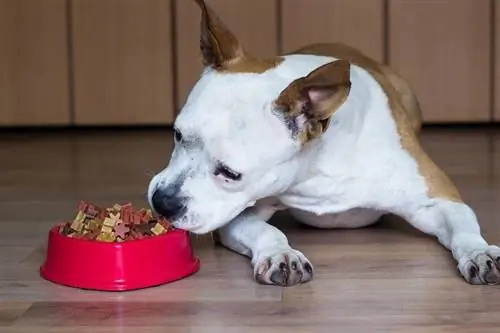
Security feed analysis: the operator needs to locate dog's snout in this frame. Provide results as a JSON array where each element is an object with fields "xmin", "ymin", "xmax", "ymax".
[{"xmin": 151, "ymin": 186, "xmax": 185, "ymax": 220}]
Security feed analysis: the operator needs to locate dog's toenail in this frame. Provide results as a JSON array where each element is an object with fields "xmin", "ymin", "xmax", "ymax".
[
  {"xmin": 470, "ymin": 265, "xmax": 477, "ymax": 278},
  {"xmin": 484, "ymin": 271, "xmax": 500, "ymax": 285},
  {"xmin": 255, "ymin": 272, "xmax": 266, "ymax": 284},
  {"xmin": 291, "ymin": 261, "xmax": 298, "ymax": 270},
  {"xmin": 270, "ymin": 270, "xmax": 288, "ymax": 286},
  {"xmin": 304, "ymin": 263, "xmax": 313, "ymax": 274}
]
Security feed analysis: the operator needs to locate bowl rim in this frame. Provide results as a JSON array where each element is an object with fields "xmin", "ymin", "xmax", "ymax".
[{"xmin": 49, "ymin": 223, "xmax": 187, "ymax": 245}]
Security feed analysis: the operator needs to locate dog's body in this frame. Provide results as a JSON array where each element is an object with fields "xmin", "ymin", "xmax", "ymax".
[{"xmin": 148, "ymin": 0, "xmax": 500, "ymax": 286}]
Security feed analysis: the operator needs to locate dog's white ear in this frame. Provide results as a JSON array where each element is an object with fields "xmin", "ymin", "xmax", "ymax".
[
  {"xmin": 194, "ymin": 0, "xmax": 245, "ymax": 69},
  {"xmin": 275, "ymin": 60, "xmax": 351, "ymax": 143}
]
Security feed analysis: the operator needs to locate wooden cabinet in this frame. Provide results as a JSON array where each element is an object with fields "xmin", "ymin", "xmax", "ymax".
[
  {"xmin": 72, "ymin": 0, "xmax": 174, "ymax": 125},
  {"xmin": 0, "ymin": 0, "xmax": 497, "ymax": 127},
  {"xmin": 281, "ymin": 0, "xmax": 385, "ymax": 62},
  {"xmin": 0, "ymin": 0, "xmax": 69, "ymax": 126},
  {"xmin": 388, "ymin": 0, "xmax": 491, "ymax": 123},
  {"xmin": 175, "ymin": 0, "xmax": 278, "ymax": 110}
]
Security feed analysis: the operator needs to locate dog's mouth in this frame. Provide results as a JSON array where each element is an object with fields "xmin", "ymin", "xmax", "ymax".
[
  {"xmin": 170, "ymin": 214, "xmax": 198, "ymax": 231},
  {"xmin": 171, "ymin": 217, "xmax": 186, "ymax": 229},
  {"xmin": 169, "ymin": 214, "xmax": 219, "ymax": 235},
  {"xmin": 173, "ymin": 222, "xmax": 208, "ymax": 235}
]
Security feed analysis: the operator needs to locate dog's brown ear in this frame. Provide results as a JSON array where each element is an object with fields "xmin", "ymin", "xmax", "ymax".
[
  {"xmin": 194, "ymin": 0, "xmax": 244, "ymax": 69},
  {"xmin": 275, "ymin": 60, "xmax": 351, "ymax": 143}
]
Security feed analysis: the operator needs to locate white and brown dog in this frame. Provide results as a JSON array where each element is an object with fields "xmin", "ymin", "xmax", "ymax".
[{"xmin": 148, "ymin": 0, "xmax": 500, "ymax": 286}]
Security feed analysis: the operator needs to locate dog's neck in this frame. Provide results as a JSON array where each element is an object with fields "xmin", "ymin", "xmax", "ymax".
[
  {"xmin": 321, "ymin": 67, "xmax": 372, "ymax": 143},
  {"xmin": 284, "ymin": 56, "xmax": 378, "ymax": 183},
  {"xmin": 278, "ymin": 52, "xmax": 408, "ymax": 211},
  {"xmin": 274, "ymin": 54, "xmax": 412, "ymax": 215}
]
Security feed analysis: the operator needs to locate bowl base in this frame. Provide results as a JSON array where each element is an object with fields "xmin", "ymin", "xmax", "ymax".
[{"xmin": 40, "ymin": 258, "xmax": 200, "ymax": 292}]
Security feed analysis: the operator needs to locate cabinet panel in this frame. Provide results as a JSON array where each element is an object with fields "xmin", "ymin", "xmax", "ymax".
[
  {"xmin": 175, "ymin": 0, "xmax": 278, "ymax": 110},
  {"xmin": 495, "ymin": 0, "xmax": 500, "ymax": 121},
  {"xmin": 389, "ymin": 0, "xmax": 490, "ymax": 123},
  {"xmin": 281, "ymin": 0, "xmax": 384, "ymax": 62},
  {"xmin": 72, "ymin": 0, "xmax": 174, "ymax": 125},
  {"xmin": 0, "ymin": 0, "xmax": 69, "ymax": 126}
]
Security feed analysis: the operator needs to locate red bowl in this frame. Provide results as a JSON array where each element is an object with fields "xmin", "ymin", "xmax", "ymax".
[{"xmin": 40, "ymin": 225, "xmax": 200, "ymax": 291}]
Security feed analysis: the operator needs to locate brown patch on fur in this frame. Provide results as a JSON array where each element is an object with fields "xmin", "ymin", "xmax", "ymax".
[
  {"xmin": 218, "ymin": 56, "xmax": 284, "ymax": 74},
  {"xmin": 275, "ymin": 60, "xmax": 352, "ymax": 143},
  {"xmin": 194, "ymin": 0, "xmax": 283, "ymax": 73},
  {"xmin": 292, "ymin": 43, "xmax": 461, "ymax": 202}
]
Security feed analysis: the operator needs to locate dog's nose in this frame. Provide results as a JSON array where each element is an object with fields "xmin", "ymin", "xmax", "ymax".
[{"xmin": 151, "ymin": 188, "xmax": 185, "ymax": 220}]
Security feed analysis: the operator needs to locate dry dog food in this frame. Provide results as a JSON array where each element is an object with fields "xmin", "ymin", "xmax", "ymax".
[{"xmin": 60, "ymin": 201, "xmax": 173, "ymax": 242}]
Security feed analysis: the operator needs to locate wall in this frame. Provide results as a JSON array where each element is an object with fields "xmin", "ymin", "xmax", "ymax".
[{"xmin": 0, "ymin": 0, "xmax": 498, "ymax": 127}]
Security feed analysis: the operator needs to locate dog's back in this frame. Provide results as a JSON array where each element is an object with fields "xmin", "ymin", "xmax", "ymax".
[{"xmin": 290, "ymin": 43, "xmax": 423, "ymax": 135}]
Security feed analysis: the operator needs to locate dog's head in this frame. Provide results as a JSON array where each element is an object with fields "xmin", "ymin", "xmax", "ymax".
[{"xmin": 148, "ymin": 0, "xmax": 351, "ymax": 234}]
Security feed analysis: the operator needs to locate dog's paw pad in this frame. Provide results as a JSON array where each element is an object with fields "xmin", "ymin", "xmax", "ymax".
[
  {"xmin": 254, "ymin": 249, "xmax": 313, "ymax": 287},
  {"xmin": 459, "ymin": 245, "xmax": 500, "ymax": 285}
]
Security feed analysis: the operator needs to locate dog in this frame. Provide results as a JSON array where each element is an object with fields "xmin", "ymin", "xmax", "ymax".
[{"xmin": 148, "ymin": 0, "xmax": 500, "ymax": 286}]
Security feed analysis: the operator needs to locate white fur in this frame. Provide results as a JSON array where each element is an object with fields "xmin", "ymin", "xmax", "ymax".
[{"xmin": 148, "ymin": 54, "xmax": 500, "ymax": 286}]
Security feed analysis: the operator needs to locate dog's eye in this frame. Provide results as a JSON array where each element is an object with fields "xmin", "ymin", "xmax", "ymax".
[
  {"xmin": 214, "ymin": 163, "xmax": 242, "ymax": 181},
  {"xmin": 173, "ymin": 128, "xmax": 183, "ymax": 142}
]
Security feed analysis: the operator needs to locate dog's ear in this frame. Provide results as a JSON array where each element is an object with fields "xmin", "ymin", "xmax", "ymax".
[
  {"xmin": 193, "ymin": 0, "xmax": 245, "ymax": 69},
  {"xmin": 274, "ymin": 60, "xmax": 351, "ymax": 143}
]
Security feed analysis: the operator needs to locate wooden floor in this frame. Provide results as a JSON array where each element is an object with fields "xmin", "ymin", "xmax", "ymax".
[{"xmin": 1, "ymin": 127, "xmax": 500, "ymax": 332}]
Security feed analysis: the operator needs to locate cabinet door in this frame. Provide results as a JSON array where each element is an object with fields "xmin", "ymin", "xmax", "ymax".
[
  {"xmin": 281, "ymin": 0, "xmax": 384, "ymax": 62},
  {"xmin": 175, "ymin": 0, "xmax": 278, "ymax": 110},
  {"xmin": 72, "ymin": 0, "xmax": 174, "ymax": 125},
  {"xmin": 0, "ymin": 0, "xmax": 69, "ymax": 126},
  {"xmin": 389, "ymin": 0, "xmax": 491, "ymax": 123},
  {"xmin": 495, "ymin": 0, "xmax": 500, "ymax": 121}
]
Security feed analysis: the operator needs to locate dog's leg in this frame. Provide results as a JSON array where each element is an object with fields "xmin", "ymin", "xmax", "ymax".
[
  {"xmin": 396, "ymin": 197, "xmax": 500, "ymax": 285},
  {"xmin": 377, "ymin": 144, "xmax": 499, "ymax": 285},
  {"xmin": 217, "ymin": 205, "xmax": 314, "ymax": 286}
]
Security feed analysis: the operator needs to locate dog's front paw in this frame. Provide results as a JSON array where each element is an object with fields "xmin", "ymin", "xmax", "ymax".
[
  {"xmin": 253, "ymin": 249, "xmax": 314, "ymax": 287},
  {"xmin": 458, "ymin": 245, "xmax": 500, "ymax": 285}
]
